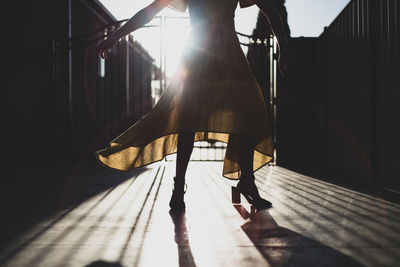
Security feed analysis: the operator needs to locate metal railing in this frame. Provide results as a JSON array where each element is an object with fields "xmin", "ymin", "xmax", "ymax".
[
  {"xmin": 53, "ymin": 15, "xmax": 279, "ymax": 162},
  {"xmin": 319, "ymin": 0, "xmax": 399, "ymax": 189},
  {"xmin": 246, "ymin": 33, "xmax": 278, "ymax": 164},
  {"xmin": 52, "ymin": 20, "xmax": 156, "ymax": 161},
  {"xmin": 165, "ymin": 30, "xmax": 278, "ymax": 162}
]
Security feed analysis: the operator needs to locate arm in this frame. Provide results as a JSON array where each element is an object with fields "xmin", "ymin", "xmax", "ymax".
[
  {"xmin": 254, "ymin": 0, "xmax": 289, "ymax": 75},
  {"xmin": 96, "ymin": 0, "xmax": 170, "ymax": 58}
]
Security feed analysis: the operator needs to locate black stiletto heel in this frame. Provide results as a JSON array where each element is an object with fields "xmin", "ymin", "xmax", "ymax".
[
  {"xmin": 232, "ymin": 186, "xmax": 241, "ymax": 204},
  {"xmin": 169, "ymin": 177, "xmax": 186, "ymax": 211},
  {"xmin": 232, "ymin": 175, "xmax": 272, "ymax": 210}
]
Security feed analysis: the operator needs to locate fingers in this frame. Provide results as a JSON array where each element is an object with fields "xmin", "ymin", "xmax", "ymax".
[
  {"xmin": 96, "ymin": 37, "xmax": 117, "ymax": 59},
  {"xmin": 98, "ymin": 50, "xmax": 108, "ymax": 59},
  {"xmin": 96, "ymin": 39, "xmax": 108, "ymax": 59}
]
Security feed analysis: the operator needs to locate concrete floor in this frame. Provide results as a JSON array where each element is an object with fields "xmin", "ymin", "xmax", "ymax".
[{"xmin": 1, "ymin": 161, "xmax": 400, "ymax": 266}]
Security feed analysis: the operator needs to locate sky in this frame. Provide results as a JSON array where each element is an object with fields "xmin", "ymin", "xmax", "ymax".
[
  {"xmin": 285, "ymin": 0, "xmax": 351, "ymax": 37},
  {"xmin": 98, "ymin": 0, "xmax": 351, "ymax": 75}
]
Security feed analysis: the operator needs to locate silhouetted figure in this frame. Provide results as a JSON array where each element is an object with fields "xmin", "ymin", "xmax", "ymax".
[
  {"xmin": 95, "ymin": 0, "xmax": 289, "ymax": 212},
  {"xmin": 253, "ymin": 0, "xmax": 290, "ymax": 38}
]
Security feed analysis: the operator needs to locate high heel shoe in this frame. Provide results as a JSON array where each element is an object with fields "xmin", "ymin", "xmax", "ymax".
[
  {"xmin": 232, "ymin": 174, "xmax": 272, "ymax": 210},
  {"xmin": 169, "ymin": 177, "xmax": 186, "ymax": 211}
]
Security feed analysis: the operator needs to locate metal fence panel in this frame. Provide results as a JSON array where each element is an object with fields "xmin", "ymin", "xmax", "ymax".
[{"xmin": 319, "ymin": 0, "xmax": 400, "ymax": 190}]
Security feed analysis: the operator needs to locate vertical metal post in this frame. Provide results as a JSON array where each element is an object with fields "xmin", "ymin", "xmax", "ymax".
[
  {"xmin": 126, "ymin": 36, "xmax": 130, "ymax": 117},
  {"xmin": 163, "ymin": 16, "xmax": 167, "ymax": 93},
  {"xmin": 269, "ymin": 34, "xmax": 277, "ymax": 165},
  {"xmin": 273, "ymin": 36, "xmax": 278, "ymax": 164},
  {"xmin": 269, "ymin": 35, "xmax": 274, "ymax": 111},
  {"xmin": 159, "ymin": 16, "xmax": 163, "ymax": 96},
  {"xmin": 68, "ymin": 0, "xmax": 73, "ymax": 159}
]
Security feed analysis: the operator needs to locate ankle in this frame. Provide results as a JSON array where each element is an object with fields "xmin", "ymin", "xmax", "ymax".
[
  {"xmin": 174, "ymin": 175, "xmax": 185, "ymax": 182},
  {"xmin": 174, "ymin": 177, "xmax": 185, "ymax": 185},
  {"xmin": 240, "ymin": 172, "xmax": 255, "ymax": 181},
  {"xmin": 173, "ymin": 176, "xmax": 186, "ymax": 192}
]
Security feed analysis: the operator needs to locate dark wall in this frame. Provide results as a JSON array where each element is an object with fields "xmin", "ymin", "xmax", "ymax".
[
  {"xmin": 369, "ymin": 0, "xmax": 400, "ymax": 192},
  {"xmin": 277, "ymin": 0, "xmax": 400, "ymax": 193},
  {"xmin": 276, "ymin": 37, "xmax": 321, "ymax": 177},
  {"xmin": 6, "ymin": 1, "xmax": 68, "ymax": 171},
  {"xmin": 319, "ymin": 10, "xmax": 375, "ymax": 188},
  {"xmin": 3, "ymin": 0, "xmax": 69, "ymax": 239},
  {"xmin": 318, "ymin": 0, "xmax": 400, "ymax": 191}
]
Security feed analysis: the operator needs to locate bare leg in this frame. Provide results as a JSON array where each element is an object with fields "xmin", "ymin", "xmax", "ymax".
[
  {"xmin": 237, "ymin": 135, "xmax": 272, "ymax": 209},
  {"xmin": 176, "ymin": 132, "xmax": 195, "ymax": 180},
  {"xmin": 170, "ymin": 132, "xmax": 195, "ymax": 210},
  {"xmin": 238, "ymin": 135, "xmax": 254, "ymax": 178}
]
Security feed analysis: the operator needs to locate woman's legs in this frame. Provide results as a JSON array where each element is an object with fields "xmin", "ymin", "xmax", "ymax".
[
  {"xmin": 170, "ymin": 132, "xmax": 195, "ymax": 210},
  {"xmin": 237, "ymin": 134, "xmax": 272, "ymax": 209},
  {"xmin": 238, "ymin": 135, "xmax": 254, "ymax": 178},
  {"xmin": 176, "ymin": 132, "xmax": 195, "ymax": 180}
]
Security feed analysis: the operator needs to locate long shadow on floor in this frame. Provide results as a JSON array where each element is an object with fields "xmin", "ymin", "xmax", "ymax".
[
  {"xmin": 0, "ymin": 160, "xmax": 146, "ymax": 249},
  {"xmin": 85, "ymin": 260, "xmax": 123, "ymax": 267},
  {"xmin": 234, "ymin": 205, "xmax": 363, "ymax": 267},
  {"xmin": 169, "ymin": 210, "xmax": 197, "ymax": 267}
]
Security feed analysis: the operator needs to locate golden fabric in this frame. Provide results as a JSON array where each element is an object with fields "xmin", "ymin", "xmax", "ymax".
[{"xmin": 96, "ymin": 0, "xmax": 273, "ymax": 179}]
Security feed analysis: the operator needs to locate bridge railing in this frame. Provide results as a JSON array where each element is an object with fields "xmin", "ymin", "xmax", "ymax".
[
  {"xmin": 52, "ymin": 18, "xmax": 156, "ymax": 161},
  {"xmin": 53, "ymin": 13, "xmax": 278, "ymax": 163},
  {"xmin": 318, "ymin": 0, "xmax": 399, "ymax": 190}
]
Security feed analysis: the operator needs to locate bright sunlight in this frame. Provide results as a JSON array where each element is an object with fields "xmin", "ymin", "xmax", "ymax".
[{"xmin": 99, "ymin": 0, "xmax": 259, "ymax": 77}]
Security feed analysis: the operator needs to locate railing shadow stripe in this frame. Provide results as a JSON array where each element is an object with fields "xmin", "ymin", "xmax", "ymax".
[
  {"xmin": 266, "ymin": 167, "xmax": 400, "ymax": 211},
  {"xmin": 257, "ymin": 181, "xmax": 400, "ymax": 249},
  {"xmin": 0, "ymin": 176, "xmax": 128, "ymax": 265},
  {"xmin": 118, "ymin": 165, "xmax": 163, "ymax": 260},
  {"xmin": 269, "ymin": 177, "xmax": 400, "ymax": 244},
  {"xmin": 23, "ymin": 170, "xmax": 145, "ymax": 265},
  {"xmin": 271, "ymin": 174, "xmax": 400, "ymax": 226},
  {"xmin": 132, "ymin": 165, "xmax": 166, "ymax": 267}
]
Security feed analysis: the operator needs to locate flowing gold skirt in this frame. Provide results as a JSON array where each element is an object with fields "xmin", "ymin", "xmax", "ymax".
[{"xmin": 96, "ymin": 27, "xmax": 273, "ymax": 179}]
